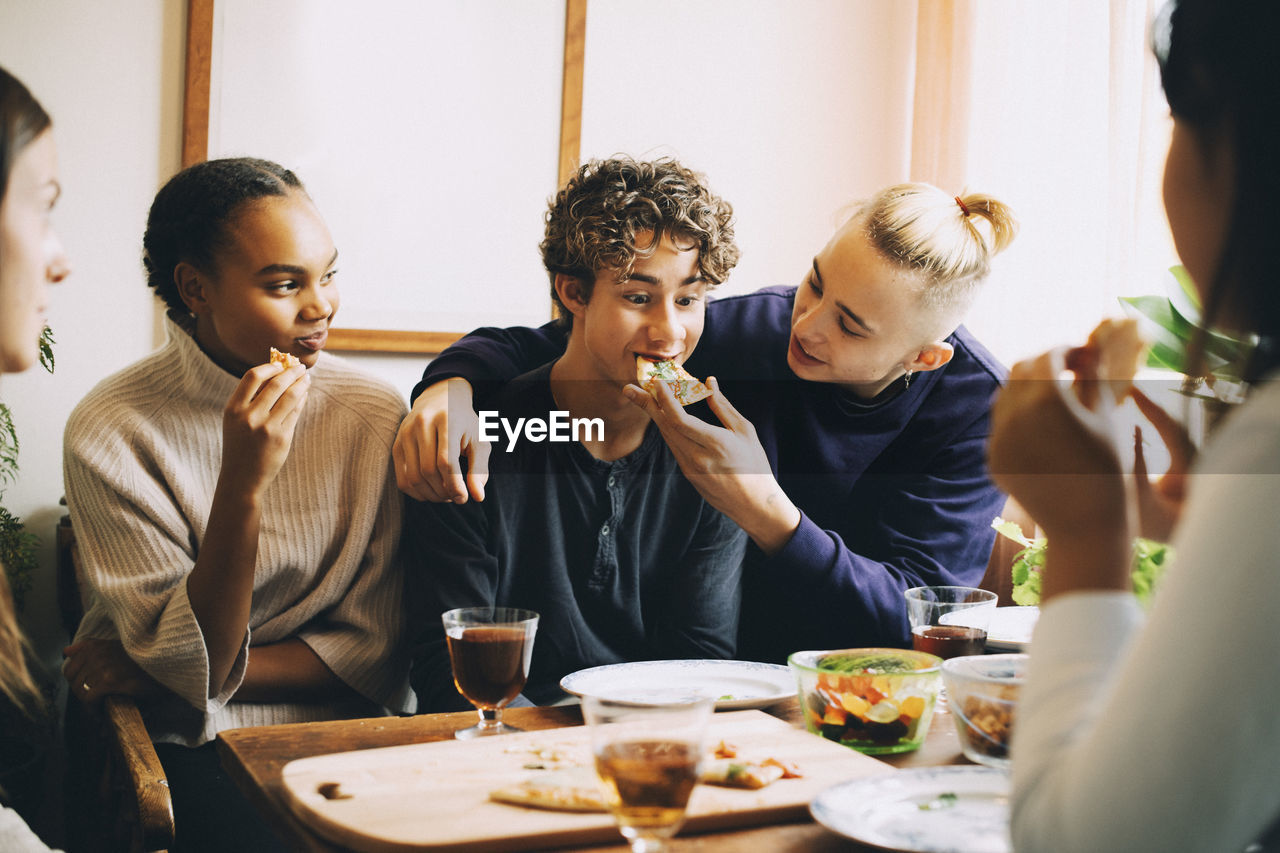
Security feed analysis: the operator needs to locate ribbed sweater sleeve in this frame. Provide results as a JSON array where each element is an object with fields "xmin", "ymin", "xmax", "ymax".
[
  {"xmin": 64, "ymin": 343, "xmax": 245, "ymax": 712},
  {"xmin": 64, "ymin": 320, "xmax": 412, "ymax": 744}
]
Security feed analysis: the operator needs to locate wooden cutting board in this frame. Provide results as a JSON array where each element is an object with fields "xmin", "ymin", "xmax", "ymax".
[{"xmin": 280, "ymin": 709, "xmax": 895, "ymax": 852}]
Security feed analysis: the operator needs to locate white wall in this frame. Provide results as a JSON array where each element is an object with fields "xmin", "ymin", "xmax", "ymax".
[
  {"xmin": 579, "ymin": 0, "xmax": 917, "ymax": 298},
  {"xmin": 0, "ymin": 0, "xmax": 186, "ymax": 669},
  {"xmin": 210, "ymin": 0, "xmax": 567, "ymax": 335},
  {"xmin": 961, "ymin": 1, "xmax": 1178, "ymax": 364}
]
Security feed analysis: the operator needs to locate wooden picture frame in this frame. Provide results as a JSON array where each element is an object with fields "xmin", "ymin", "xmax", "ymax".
[{"xmin": 181, "ymin": 0, "xmax": 585, "ymax": 355}]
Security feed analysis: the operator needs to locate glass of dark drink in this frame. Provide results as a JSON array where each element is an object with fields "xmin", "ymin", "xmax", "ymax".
[
  {"xmin": 582, "ymin": 694, "xmax": 714, "ymax": 853},
  {"xmin": 442, "ymin": 606, "xmax": 539, "ymax": 739},
  {"xmin": 904, "ymin": 586, "xmax": 998, "ymax": 660}
]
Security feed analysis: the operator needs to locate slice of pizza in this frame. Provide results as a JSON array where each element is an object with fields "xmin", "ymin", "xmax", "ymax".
[
  {"xmin": 700, "ymin": 758, "xmax": 786, "ymax": 790},
  {"xmin": 1089, "ymin": 318, "xmax": 1145, "ymax": 391},
  {"xmin": 490, "ymin": 748, "xmax": 802, "ymax": 811},
  {"xmin": 1070, "ymin": 318, "xmax": 1145, "ymax": 408},
  {"xmin": 636, "ymin": 356, "xmax": 712, "ymax": 406},
  {"xmin": 488, "ymin": 767, "xmax": 606, "ymax": 812},
  {"xmin": 269, "ymin": 347, "xmax": 301, "ymax": 369}
]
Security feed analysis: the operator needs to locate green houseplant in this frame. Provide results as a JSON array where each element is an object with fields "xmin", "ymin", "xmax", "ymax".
[
  {"xmin": 992, "ymin": 518, "xmax": 1172, "ymax": 608},
  {"xmin": 0, "ymin": 326, "xmax": 54, "ymax": 610},
  {"xmin": 988, "ymin": 266, "xmax": 1251, "ymax": 608},
  {"xmin": 1120, "ymin": 264, "xmax": 1254, "ymax": 404}
]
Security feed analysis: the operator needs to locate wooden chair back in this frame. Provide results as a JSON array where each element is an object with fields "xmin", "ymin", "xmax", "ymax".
[{"xmin": 57, "ymin": 511, "xmax": 175, "ymax": 853}]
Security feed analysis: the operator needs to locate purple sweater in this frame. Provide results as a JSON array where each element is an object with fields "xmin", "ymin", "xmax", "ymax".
[{"xmin": 415, "ymin": 286, "xmax": 1007, "ymax": 662}]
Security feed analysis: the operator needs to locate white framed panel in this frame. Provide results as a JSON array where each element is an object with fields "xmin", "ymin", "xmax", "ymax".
[
  {"xmin": 209, "ymin": 0, "xmax": 566, "ymax": 334},
  {"xmin": 579, "ymin": 0, "xmax": 917, "ymax": 297}
]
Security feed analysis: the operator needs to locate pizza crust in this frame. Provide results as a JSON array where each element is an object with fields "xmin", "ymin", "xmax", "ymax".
[
  {"xmin": 700, "ymin": 758, "xmax": 786, "ymax": 790},
  {"xmin": 488, "ymin": 767, "xmax": 606, "ymax": 812},
  {"xmin": 270, "ymin": 347, "xmax": 301, "ymax": 369},
  {"xmin": 488, "ymin": 753, "xmax": 800, "ymax": 812},
  {"xmin": 1089, "ymin": 318, "xmax": 1145, "ymax": 387}
]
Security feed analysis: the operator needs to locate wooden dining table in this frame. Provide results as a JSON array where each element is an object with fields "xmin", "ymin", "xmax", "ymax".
[{"xmin": 217, "ymin": 697, "xmax": 970, "ymax": 852}]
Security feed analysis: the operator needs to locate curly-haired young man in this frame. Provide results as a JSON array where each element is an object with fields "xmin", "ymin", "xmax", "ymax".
[{"xmin": 406, "ymin": 157, "xmax": 748, "ymax": 710}]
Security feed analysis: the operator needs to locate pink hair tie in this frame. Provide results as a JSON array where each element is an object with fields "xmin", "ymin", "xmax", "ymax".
[{"xmin": 955, "ymin": 196, "xmax": 971, "ymax": 217}]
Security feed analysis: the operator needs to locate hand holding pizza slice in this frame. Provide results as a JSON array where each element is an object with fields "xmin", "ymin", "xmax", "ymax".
[
  {"xmin": 270, "ymin": 347, "xmax": 302, "ymax": 370},
  {"xmin": 636, "ymin": 355, "xmax": 712, "ymax": 406}
]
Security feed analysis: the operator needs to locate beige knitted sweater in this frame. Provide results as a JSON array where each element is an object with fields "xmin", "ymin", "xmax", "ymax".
[{"xmin": 64, "ymin": 318, "xmax": 413, "ymax": 746}]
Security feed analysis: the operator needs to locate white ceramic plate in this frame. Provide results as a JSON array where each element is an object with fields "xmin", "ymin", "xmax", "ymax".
[
  {"xmin": 984, "ymin": 606, "xmax": 1039, "ymax": 651},
  {"xmin": 559, "ymin": 660, "xmax": 794, "ymax": 710},
  {"xmin": 810, "ymin": 765, "xmax": 1011, "ymax": 853}
]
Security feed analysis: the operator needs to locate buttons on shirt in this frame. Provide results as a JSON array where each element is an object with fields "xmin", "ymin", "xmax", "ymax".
[{"xmin": 600, "ymin": 523, "xmax": 610, "ymax": 536}]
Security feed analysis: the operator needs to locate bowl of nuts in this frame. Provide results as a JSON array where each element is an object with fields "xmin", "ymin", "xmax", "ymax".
[{"xmin": 940, "ymin": 653, "xmax": 1026, "ymax": 769}]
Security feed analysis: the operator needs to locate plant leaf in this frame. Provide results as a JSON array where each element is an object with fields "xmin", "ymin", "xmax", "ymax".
[
  {"xmin": 1119, "ymin": 294, "xmax": 1251, "ymax": 380},
  {"xmin": 0, "ymin": 404, "xmax": 18, "ymax": 487},
  {"xmin": 38, "ymin": 325, "xmax": 55, "ymax": 374},
  {"xmin": 1119, "ymin": 295, "xmax": 1196, "ymax": 342},
  {"xmin": 1168, "ymin": 264, "xmax": 1201, "ymax": 312},
  {"xmin": 0, "ymin": 504, "xmax": 38, "ymax": 610},
  {"xmin": 991, "ymin": 516, "xmax": 1034, "ymax": 548},
  {"xmin": 1144, "ymin": 339, "xmax": 1191, "ymax": 374},
  {"xmin": 1165, "ymin": 264, "xmax": 1202, "ymax": 323}
]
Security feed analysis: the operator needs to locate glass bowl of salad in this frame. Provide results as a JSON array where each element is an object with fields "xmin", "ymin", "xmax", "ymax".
[{"xmin": 789, "ymin": 648, "xmax": 943, "ymax": 754}]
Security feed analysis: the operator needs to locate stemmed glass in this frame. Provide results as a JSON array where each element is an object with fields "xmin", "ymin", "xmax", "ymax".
[
  {"xmin": 582, "ymin": 694, "xmax": 714, "ymax": 853},
  {"xmin": 442, "ymin": 606, "xmax": 539, "ymax": 739}
]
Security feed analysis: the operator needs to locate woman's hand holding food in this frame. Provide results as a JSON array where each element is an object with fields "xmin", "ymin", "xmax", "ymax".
[
  {"xmin": 1130, "ymin": 387, "xmax": 1194, "ymax": 543},
  {"xmin": 988, "ymin": 322, "xmax": 1145, "ymax": 600},
  {"xmin": 189, "ymin": 357, "xmax": 310, "ymax": 696},
  {"xmin": 62, "ymin": 638, "xmax": 165, "ymax": 705},
  {"xmin": 393, "ymin": 377, "xmax": 491, "ymax": 504},
  {"xmin": 624, "ymin": 377, "xmax": 801, "ymax": 554},
  {"xmin": 219, "ymin": 360, "xmax": 311, "ymax": 496}
]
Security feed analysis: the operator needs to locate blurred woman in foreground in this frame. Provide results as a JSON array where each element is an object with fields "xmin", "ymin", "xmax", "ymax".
[
  {"xmin": 0, "ymin": 64, "xmax": 71, "ymax": 852},
  {"xmin": 990, "ymin": 0, "xmax": 1280, "ymax": 849}
]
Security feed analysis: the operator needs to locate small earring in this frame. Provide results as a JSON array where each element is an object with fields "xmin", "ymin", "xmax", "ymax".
[{"xmin": 903, "ymin": 369, "xmax": 914, "ymax": 389}]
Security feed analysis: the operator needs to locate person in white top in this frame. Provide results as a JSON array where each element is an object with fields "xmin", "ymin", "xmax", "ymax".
[
  {"xmin": 61, "ymin": 157, "xmax": 411, "ymax": 852},
  {"xmin": 988, "ymin": 0, "xmax": 1280, "ymax": 850}
]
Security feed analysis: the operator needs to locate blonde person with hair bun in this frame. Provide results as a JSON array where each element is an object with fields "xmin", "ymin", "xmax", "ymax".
[{"xmin": 396, "ymin": 179, "xmax": 1016, "ymax": 662}]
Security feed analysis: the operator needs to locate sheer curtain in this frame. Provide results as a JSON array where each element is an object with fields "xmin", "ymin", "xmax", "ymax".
[{"xmin": 908, "ymin": 0, "xmax": 1174, "ymax": 365}]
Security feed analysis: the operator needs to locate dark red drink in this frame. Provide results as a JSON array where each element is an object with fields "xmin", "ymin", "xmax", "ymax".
[
  {"xmin": 912, "ymin": 625, "xmax": 986, "ymax": 659},
  {"xmin": 447, "ymin": 626, "xmax": 532, "ymax": 707}
]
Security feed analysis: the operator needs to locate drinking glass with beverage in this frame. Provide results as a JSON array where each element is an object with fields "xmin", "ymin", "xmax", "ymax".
[
  {"xmin": 904, "ymin": 586, "xmax": 997, "ymax": 659},
  {"xmin": 582, "ymin": 694, "xmax": 715, "ymax": 853},
  {"xmin": 442, "ymin": 606, "xmax": 539, "ymax": 739}
]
